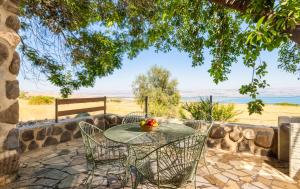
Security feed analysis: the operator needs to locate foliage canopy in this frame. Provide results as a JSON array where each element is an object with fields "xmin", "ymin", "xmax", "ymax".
[
  {"xmin": 20, "ymin": 0, "xmax": 300, "ymax": 113},
  {"xmin": 132, "ymin": 66, "xmax": 180, "ymax": 117}
]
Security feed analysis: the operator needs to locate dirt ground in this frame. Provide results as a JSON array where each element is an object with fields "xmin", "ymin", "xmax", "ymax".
[{"xmin": 19, "ymin": 98, "xmax": 300, "ymax": 126}]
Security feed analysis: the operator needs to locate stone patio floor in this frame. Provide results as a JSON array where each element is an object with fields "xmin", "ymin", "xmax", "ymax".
[{"xmin": 1, "ymin": 139, "xmax": 299, "ymax": 189}]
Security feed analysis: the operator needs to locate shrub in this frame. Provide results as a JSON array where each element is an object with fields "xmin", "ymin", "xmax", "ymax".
[
  {"xmin": 110, "ymin": 98, "xmax": 122, "ymax": 103},
  {"xmin": 19, "ymin": 91, "xmax": 29, "ymax": 99},
  {"xmin": 275, "ymin": 102, "xmax": 299, "ymax": 106},
  {"xmin": 28, "ymin": 96, "xmax": 54, "ymax": 105},
  {"xmin": 183, "ymin": 98, "xmax": 238, "ymax": 122},
  {"xmin": 132, "ymin": 66, "xmax": 180, "ymax": 117}
]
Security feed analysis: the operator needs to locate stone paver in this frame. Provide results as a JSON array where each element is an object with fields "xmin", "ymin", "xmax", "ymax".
[{"xmin": 0, "ymin": 139, "xmax": 299, "ymax": 189}]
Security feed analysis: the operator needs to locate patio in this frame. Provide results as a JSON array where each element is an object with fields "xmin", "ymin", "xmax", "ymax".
[{"xmin": 1, "ymin": 139, "xmax": 298, "ymax": 189}]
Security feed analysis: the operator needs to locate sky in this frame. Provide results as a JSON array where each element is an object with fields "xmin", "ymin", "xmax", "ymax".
[{"xmin": 18, "ymin": 47, "xmax": 300, "ymax": 97}]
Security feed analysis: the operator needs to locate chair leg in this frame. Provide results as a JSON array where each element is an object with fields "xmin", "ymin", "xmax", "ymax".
[
  {"xmin": 85, "ymin": 169, "xmax": 95, "ymax": 189},
  {"xmin": 203, "ymin": 156, "xmax": 212, "ymax": 176},
  {"xmin": 130, "ymin": 166, "xmax": 139, "ymax": 189}
]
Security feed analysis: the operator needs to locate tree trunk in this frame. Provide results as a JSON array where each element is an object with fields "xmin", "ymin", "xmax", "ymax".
[
  {"xmin": 210, "ymin": 0, "xmax": 300, "ymax": 45},
  {"xmin": 0, "ymin": 0, "xmax": 21, "ymax": 185}
]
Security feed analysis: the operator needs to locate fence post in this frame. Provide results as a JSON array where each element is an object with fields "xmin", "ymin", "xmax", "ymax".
[
  {"xmin": 145, "ymin": 96, "xmax": 149, "ymax": 118},
  {"xmin": 209, "ymin": 95, "xmax": 213, "ymax": 122},
  {"xmin": 104, "ymin": 96, "xmax": 107, "ymax": 114},
  {"xmin": 55, "ymin": 99, "xmax": 58, "ymax": 123}
]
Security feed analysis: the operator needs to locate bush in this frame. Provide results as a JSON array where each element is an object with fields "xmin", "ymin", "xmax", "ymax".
[
  {"xmin": 275, "ymin": 102, "xmax": 299, "ymax": 106},
  {"xmin": 132, "ymin": 66, "xmax": 180, "ymax": 117},
  {"xmin": 19, "ymin": 91, "xmax": 29, "ymax": 99},
  {"xmin": 28, "ymin": 96, "xmax": 54, "ymax": 105},
  {"xmin": 110, "ymin": 98, "xmax": 122, "ymax": 103},
  {"xmin": 183, "ymin": 98, "xmax": 238, "ymax": 122}
]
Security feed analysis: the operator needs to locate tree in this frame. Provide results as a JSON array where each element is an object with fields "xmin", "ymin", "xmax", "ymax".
[
  {"xmin": 20, "ymin": 0, "xmax": 300, "ymax": 113},
  {"xmin": 132, "ymin": 66, "xmax": 180, "ymax": 117}
]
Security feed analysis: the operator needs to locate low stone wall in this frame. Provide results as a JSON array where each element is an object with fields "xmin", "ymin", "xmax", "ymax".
[
  {"xmin": 14, "ymin": 115, "xmax": 278, "ymax": 158},
  {"xmin": 207, "ymin": 123, "xmax": 277, "ymax": 157},
  {"xmin": 17, "ymin": 114, "xmax": 122, "ymax": 153},
  {"xmin": 160, "ymin": 119, "xmax": 278, "ymax": 158}
]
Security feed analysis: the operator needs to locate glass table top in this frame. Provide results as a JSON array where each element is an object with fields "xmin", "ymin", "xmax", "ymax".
[{"xmin": 104, "ymin": 122, "xmax": 195, "ymax": 145}]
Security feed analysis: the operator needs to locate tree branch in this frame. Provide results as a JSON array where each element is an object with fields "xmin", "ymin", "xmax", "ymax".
[{"xmin": 210, "ymin": 0, "xmax": 300, "ymax": 45}]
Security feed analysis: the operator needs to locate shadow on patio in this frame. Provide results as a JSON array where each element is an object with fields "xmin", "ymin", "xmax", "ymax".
[{"xmin": 1, "ymin": 139, "xmax": 298, "ymax": 189}]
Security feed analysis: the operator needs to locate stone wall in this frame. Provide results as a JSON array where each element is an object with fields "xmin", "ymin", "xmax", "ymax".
[
  {"xmin": 0, "ymin": 0, "xmax": 20, "ymax": 185},
  {"xmin": 278, "ymin": 116, "xmax": 300, "ymax": 179},
  {"xmin": 184, "ymin": 121, "xmax": 278, "ymax": 157},
  {"xmin": 18, "ymin": 114, "xmax": 122, "ymax": 153},
  {"xmin": 17, "ymin": 115, "xmax": 278, "ymax": 158}
]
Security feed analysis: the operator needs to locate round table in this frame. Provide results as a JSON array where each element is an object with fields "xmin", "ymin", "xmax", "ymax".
[{"xmin": 104, "ymin": 123, "xmax": 195, "ymax": 145}]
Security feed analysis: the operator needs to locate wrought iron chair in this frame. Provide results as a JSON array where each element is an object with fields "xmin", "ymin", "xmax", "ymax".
[
  {"xmin": 122, "ymin": 111, "xmax": 151, "ymax": 124},
  {"xmin": 129, "ymin": 133, "xmax": 207, "ymax": 189},
  {"xmin": 79, "ymin": 121, "xmax": 127, "ymax": 188},
  {"xmin": 184, "ymin": 120, "xmax": 214, "ymax": 175}
]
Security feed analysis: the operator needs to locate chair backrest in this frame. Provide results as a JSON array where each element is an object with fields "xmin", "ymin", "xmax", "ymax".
[
  {"xmin": 122, "ymin": 111, "xmax": 150, "ymax": 124},
  {"xmin": 79, "ymin": 121, "xmax": 125, "ymax": 164},
  {"xmin": 79, "ymin": 121, "xmax": 103, "ymax": 163},
  {"xmin": 135, "ymin": 133, "xmax": 207, "ymax": 188}
]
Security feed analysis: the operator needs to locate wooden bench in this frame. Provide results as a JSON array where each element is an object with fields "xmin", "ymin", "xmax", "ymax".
[{"xmin": 55, "ymin": 97, "xmax": 106, "ymax": 122}]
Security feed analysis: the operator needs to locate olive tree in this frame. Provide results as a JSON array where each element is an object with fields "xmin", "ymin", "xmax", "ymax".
[{"xmin": 132, "ymin": 66, "xmax": 180, "ymax": 117}]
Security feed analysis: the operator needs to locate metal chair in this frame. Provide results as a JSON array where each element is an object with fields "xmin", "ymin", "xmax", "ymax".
[
  {"xmin": 122, "ymin": 111, "xmax": 151, "ymax": 124},
  {"xmin": 184, "ymin": 120, "xmax": 214, "ymax": 175},
  {"xmin": 129, "ymin": 133, "xmax": 207, "ymax": 189},
  {"xmin": 79, "ymin": 121, "xmax": 127, "ymax": 188}
]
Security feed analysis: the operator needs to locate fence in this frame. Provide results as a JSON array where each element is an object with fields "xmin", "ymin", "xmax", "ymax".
[{"xmin": 55, "ymin": 97, "xmax": 106, "ymax": 122}]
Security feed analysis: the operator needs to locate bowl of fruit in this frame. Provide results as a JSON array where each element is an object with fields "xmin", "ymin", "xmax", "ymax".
[{"xmin": 140, "ymin": 118, "xmax": 159, "ymax": 132}]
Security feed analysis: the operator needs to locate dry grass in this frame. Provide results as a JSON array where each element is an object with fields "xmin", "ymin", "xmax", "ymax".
[{"xmin": 19, "ymin": 98, "xmax": 300, "ymax": 126}]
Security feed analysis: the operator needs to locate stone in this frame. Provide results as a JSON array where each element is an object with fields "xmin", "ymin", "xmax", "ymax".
[
  {"xmin": 28, "ymin": 141, "xmax": 38, "ymax": 151},
  {"xmin": 94, "ymin": 117, "xmax": 106, "ymax": 130},
  {"xmin": 5, "ymin": 15, "xmax": 20, "ymax": 32},
  {"xmin": 86, "ymin": 118, "xmax": 94, "ymax": 125},
  {"xmin": 243, "ymin": 129, "xmax": 255, "ymax": 140},
  {"xmin": 0, "ymin": 150, "xmax": 20, "ymax": 173},
  {"xmin": 52, "ymin": 127, "xmax": 63, "ymax": 135},
  {"xmin": 224, "ymin": 126, "xmax": 233, "ymax": 132},
  {"xmin": 73, "ymin": 130, "xmax": 82, "ymax": 139},
  {"xmin": 207, "ymin": 138, "xmax": 221, "ymax": 148},
  {"xmin": 9, "ymin": 0, "xmax": 19, "ymax": 5},
  {"xmin": 6, "ymin": 4, "xmax": 20, "ymax": 15},
  {"xmin": 238, "ymin": 139, "xmax": 251, "ymax": 152},
  {"xmin": 0, "ymin": 31, "xmax": 20, "ymax": 48},
  {"xmin": 19, "ymin": 141, "xmax": 26, "ymax": 153},
  {"xmin": 0, "ymin": 101, "xmax": 19, "ymax": 124},
  {"xmin": 241, "ymin": 183, "xmax": 260, "ymax": 189},
  {"xmin": 21, "ymin": 130, "xmax": 34, "ymax": 141},
  {"xmin": 106, "ymin": 114, "xmax": 118, "ymax": 125},
  {"xmin": 6, "ymin": 80, "xmax": 19, "ymax": 99},
  {"xmin": 224, "ymin": 180, "xmax": 240, "ymax": 189},
  {"xmin": 229, "ymin": 127, "xmax": 243, "ymax": 142},
  {"xmin": 36, "ymin": 128, "xmax": 46, "ymax": 140},
  {"xmin": 4, "ymin": 128, "xmax": 19, "ymax": 150},
  {"xmin": 0, "ymin": 42, "xmax": 9, "ymax": 66},
  {"xmin": 60, "ymin": 131, "xmax": 71, "ymax": 143},
  {"xmin": 221, "ymin": 138, "xmax": 231, "ymax": 150},
  {"xmin": 75, "ymin": 112, "xmax": 90, "ymax": 118},
  {"xmin": 33, "ymin": 178, "xmax": 60, "ymax": 187},
  {"xmin": 9, "ymin": 52, "xmax": 20, "ymax": 75},
  {"xmin": 43, "ymin": 137, "xmax": 58, "ymax": 147},
  {"xmin": 210, "ymin": 126, "xmax": 225, "ymax": 139},
  {"xmin": 46, "ymin": 127, "xmax": 53, "ymax": 136},
  {"xmin": 254, "ymin": 130, "xmax": 274, "ymax": 148},
  {"xmin": 65, "ymin": 122, "xmax": 77, "ymax": 131}
]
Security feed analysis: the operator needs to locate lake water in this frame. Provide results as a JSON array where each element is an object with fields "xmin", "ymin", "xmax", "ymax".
[{"xmin": 182, "ymin": 96, "xmax": 300, "ymax": 105}]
